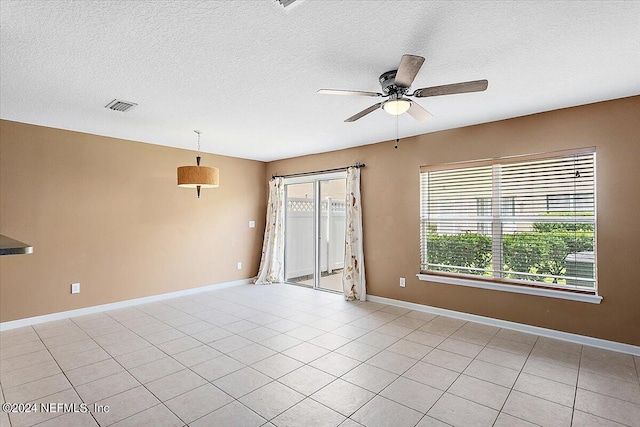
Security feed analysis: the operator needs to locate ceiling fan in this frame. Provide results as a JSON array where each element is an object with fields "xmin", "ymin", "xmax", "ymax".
[{"xmin": 318, "ymin": 54, "xmax": 488, "ymax": 123}]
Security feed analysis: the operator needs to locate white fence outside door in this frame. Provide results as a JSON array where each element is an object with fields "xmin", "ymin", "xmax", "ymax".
[{"xmin": 285, "ymin": 197, "xmax": 346, "ymax": 281}]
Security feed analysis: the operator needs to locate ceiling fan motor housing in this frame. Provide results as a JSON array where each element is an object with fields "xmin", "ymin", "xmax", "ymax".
[{"xmin": 379, "ymin": 70, "xmax": 409, "ymax": 96}]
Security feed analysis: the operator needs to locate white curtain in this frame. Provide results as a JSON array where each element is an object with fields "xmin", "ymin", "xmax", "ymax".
[
  {"xmin": 342, "ymin": 167, "xmax": 366, "ymax": 301},
  {"xmin": 255, "ymin": 177, "xmax": 285, "ymax": 285}
]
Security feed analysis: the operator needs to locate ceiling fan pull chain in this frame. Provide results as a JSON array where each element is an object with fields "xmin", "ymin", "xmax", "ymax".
[{"xmin": 395, "ymin": 114, "xmax": 399, "ymax": 149}]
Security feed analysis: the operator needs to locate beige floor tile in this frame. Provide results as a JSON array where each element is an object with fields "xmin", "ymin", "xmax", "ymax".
[
  {"xmin": 273, "ymin": 398, "xmax": 346, "ymax": 427},
  {"xmin": 529, "ymin": 345, "xmax": 581, "ymax": 368},
  {"xmin": 574, "ymin": 388, "xmax": 640, "ymax": 427},
  {"xmin": 578, "ymin": 370, "xmax": 640, "ymax": 404},
  {"xmin": 311, "ymin": 378, "xmax": 375, "ymax": 417},
  {"xmin": 279, "ymin": 365, "xmax": 335, "ymax": 396},
  {"xmin": 172, "ymin": 344, "xmax": 222, "ymax": 367},
  {"xmin": 36, "ymin": 411, "xmax": 98, "ymax": 426},
  {"xmin": 389, "ymin": 315, "xmax": 428, "ymax": 330},
  {"xmin": 309, "ymin": 333, "xmax": 352, "ymax": 350},
  {"xmin": 1, "ymin": 360, "xmax": 60, "ymax": 388},
  {"xmin": 342, "ymin": 363, "xmax": 398, "ymax": 393},
  {"xmin": 476, "ymin": 346, "xmax": 527, "ymax": 370},
  {"xmin": 41, "ymin": 331, "xmax": 89, "ymax": 348},
  {"xmin": 191, "ymin": 327, "xmax": 236, "ymax": 344},
  {"xmin": 459, "ymin": 322, "xmax": 499, "ymax": 336},
  {"xmin": 422, "ymin": 348, "xmax": 473, "ymax": 373},
  {"xmin": 419, "ymin": 320, "xmax": 462, "ymax": 337},
  {"xmin": 101, "ymin": 337, "xmax": 152, "ymax": 358},
  {"xmin": 352, "ymin": 395, "xmax": 422, "ymax": 427},
  {"xmin": 415, "ymin": 415, "xmax": 451, "ymax": 427},
  {"xmin": 155, "ymin": 336, "xmax": 201, "ymax": 355},
  {"xmin": 571, "ymin": 409, "xmax": 627, "ymax": 426},
  {"xmin": 114, "ymin": 346, "xmax": 165, "ymax": 370},
  {"xmin": 503, "ymin": 390, "xmax": 572, "ymax": 427},
  {"xmin": 0, "ymin": 341, "xmax": 47, "ymax": 360},
  {"xmin": 428, "ymin": 393, "xmax": 498, "ymax": 427},
  {"xmin": 213, "ymin": 367, "xmax": 272, "ymax": 398},
  {"xmin": 190, "ymin": 354, "xmax": 244, "ymax": 381},
  {"xmin": 580, "ymin": 356, "xmax": 639, "ymax": 384},
  {"xmin": 239, "ymin": 381, "xmax": 304, "ymax": 420},
  {"xmin": 282, "ymin": 342, "xmax": 330, "ymax": 363},
  {"xmin": 165, "ymin": 383, "xmax": 233, "ymax": 424},
  {"xmin": 334, "ymin": 341, "xmax": 382, "ymax": 362},
  {"xmin": 365, "ymin": 350, "xmax": 418, "ymax": 375},
  {"xmin": 48, "ymin": 339, "xmax": 100, "ymax": 358},
  {"xmin": 92, "ymin": 386, "xmax": 160, "ymax": 426},
  {"xmin": 404, "ymin": 330, "xmax": 447, "ymax": 347},
  {"xmin": 239, "ymin": 326, "xmax": 281, "ymax": 342},
  {"xmin": 534, "ymin": 337, "xmax": 582, "ymax": 356},
  {"xmin": 374, "ymin": 322, "xmax": 414, "ymax": 338},
  {"xmin": 8, "ymin": 389, "xmax": 82, "ymax": 427},
  {"xmin": 54, "ymin": 347, "xmax": 112, "ymax": 372},
  {"xmin": 495, "ymin": 329, "xmax": 538, "ymax": 345},
  {"xmin": 386, "ymin": 339, "xmax": 433, "ymax": 359},
  {"xmin": 146, "ymin": 368, "xmax": 207, "ymax": 401},
  {"xmin": 436, "ymin": 337, "xmax": 484, "ymax": 358},
  {"xmin": 487, "ymin": 335, "xmax": 533, "ymax": 356},
  {"xmin": 463, "ymin": 359, "xmax": 520, "ymax": 388},
  {"xmin": 76, "ymin": 370, "xmax": 141, "ymax": 403},
  {"xmin": 449, "ymin": 328, "xmax": 494, "ymax": 346},
  {"xmin": 286, "ymin": 325, "xmax": 326, "ymax": 341},
  {"xmin": 260, "ymin": 333, "xmax": 303, "ymax": 352},
  {"xmin": 522, "ymin": 358, "xmax": 578, "ymax": 386},
  {"xmin": 448, "ymin": 374, "xmax": 510, "ymax": 410},
  {"xmin": 514, "ymin": 372, "xmax": 576, "ymax": 407},
  {"xmin": 310, "ymin": 352, "xmax": 362, "ymax": 377},
  {"xmin": 0, "ymin": 350, "xmax": 53, "ymax": 373},
  {"xmin": 380, "ymin": 376, "xmax": 443, "ymax": 413},
  {"xmin": 129, "ymin": 357, "xmax": 185, "ymax": 384},
  {"xmin": 251, "ymin": 353, "xmax": 303, "ymax": 379},
  {"xmin": 493, "ymin": 413, "xmax": 538, "ymax": 427},
  {"xmin": 3, "ymin": 373, "xmax": 71, "ymax": 403},
  {"xmin": 332, "ymin": 324, "xmax": 370, "ymax": 340},
  {"xmin": 355, "ymin": 331, "xmax": 399, "ymax": 349},
  {"xmin": 190, "ymin": 401, "xmax": 266, "ymax": 427},
  {"xmin": 403, "ymin": 361, "xmax": 460, "ymax": 391}
]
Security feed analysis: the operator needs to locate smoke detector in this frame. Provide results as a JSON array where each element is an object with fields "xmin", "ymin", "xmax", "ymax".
[{"xmin": 105, "ymin": 99, "xmax": 138, "ymax": 112}]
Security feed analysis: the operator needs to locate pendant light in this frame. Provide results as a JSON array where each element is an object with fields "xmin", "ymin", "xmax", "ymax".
[{"xmin": 177, "ymin": 130, "xmax": 219, "ymax": 198}]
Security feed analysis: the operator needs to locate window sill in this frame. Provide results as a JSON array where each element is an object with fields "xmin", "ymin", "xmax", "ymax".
[{"xmin": 417, "ymin": 274, "xmax": 602, "ymax": 304}]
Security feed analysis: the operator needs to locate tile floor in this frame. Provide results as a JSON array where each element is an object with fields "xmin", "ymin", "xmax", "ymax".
[{"xmin": 1, "ymin": 284, "xmax": 639, "ymax": 427}]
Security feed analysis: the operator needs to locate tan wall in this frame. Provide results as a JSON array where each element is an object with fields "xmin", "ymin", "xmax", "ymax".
[
  {"xmin": 0, "ymin": 121, "xmax": 267, "ymax": 322},
  {"xmin": 267, "ymin": 96, "xmax": 640, "ymax": 346}
]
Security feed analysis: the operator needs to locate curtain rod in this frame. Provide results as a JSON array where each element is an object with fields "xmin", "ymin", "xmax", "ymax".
[{"xmin": 272, "ymin": 162, "xmax": 365, "ymax": 179}]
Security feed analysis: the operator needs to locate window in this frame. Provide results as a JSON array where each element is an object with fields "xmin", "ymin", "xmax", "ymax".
[{"xmin": 420, "ymin": 150, "xmax": 596, "ymax": 292}]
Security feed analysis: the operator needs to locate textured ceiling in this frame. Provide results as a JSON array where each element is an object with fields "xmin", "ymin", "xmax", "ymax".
[{"xmin": 1, "ymin": 1, "xmax": 639, "ymax": 162}]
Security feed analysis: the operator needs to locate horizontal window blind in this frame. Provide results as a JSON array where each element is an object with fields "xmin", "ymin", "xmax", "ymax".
[{"xmin": 420, "ymin": 150, "xmax": 596, "ymax": 291}]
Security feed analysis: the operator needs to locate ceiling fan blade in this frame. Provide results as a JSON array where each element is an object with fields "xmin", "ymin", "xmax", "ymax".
[
  {"xmin": 406, "ymin": 101, "xmax": 433, "ymax": 122},
  {"xmin": 395, "ymin": 54, "xmax": 425, "ymax": 88},
  {"xmin": 412, "ymin": 79, "xmax": 488, "ymax": 97},
  {"xmin": 318, "ymin": 89, "xmax": 383, "ymax": 97},
  {"xmin": 344, "ymin": 102, "xmax": 383, "ymax": 122}
]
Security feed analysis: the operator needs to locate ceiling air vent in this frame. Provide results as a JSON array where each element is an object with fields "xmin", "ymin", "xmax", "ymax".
[
  {"xmin": 105, "ymin": 99, "xmax": 138, "ymax": 112},
  {"xmin": 275, "ymin": 0, "xmax": 304, "ymax": 9}
]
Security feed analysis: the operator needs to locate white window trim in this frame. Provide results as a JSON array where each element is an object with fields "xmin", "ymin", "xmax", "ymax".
[{"xmin": 417, "ymin": 273, "xmax": 602, "ymax": 304}]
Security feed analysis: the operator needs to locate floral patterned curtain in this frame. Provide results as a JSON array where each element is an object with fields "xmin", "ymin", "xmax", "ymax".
[
  {"xmin": 255, "ymin": 177, "xmax": 285, "ymax": 285},
  {"xmin": 342, "ymin": 167, "xmax": 366, "ymax": 300}
]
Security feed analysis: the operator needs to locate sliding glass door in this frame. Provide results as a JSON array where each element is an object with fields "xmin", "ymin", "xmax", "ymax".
[{"xmin": 284, "ymin": 174, "xmax": 346, "ymax": 292}]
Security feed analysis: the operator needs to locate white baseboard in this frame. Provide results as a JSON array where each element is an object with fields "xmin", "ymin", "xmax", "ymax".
[
  {"xmin": 0, "ymin": 278, "xmax": 253, "ymax": 331},
  {"xmin": 367, "ymin": 295, "xmax": 640, "ymax": 356}
]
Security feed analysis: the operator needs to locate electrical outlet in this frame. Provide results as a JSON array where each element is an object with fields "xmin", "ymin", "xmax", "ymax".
[
  {"xmin": 71, "ymin": 283, "xmax": 80, "ymax": 294},
  {"xmin": 249, "ymin": 220, "xmax": 256, "ymax": 228},
  {"xmin": 237, "ymin": 262, "xmax": 242, "ymax": 270},
  {"xmin": 399, "ymin": 277, "xmax": 406, "ymax": 288}
]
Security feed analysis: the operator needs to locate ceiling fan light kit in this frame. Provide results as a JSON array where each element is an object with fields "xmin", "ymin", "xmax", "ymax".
[
  {"xmin": 382, "ymin": 98, "xmax": 412, "ymax": 115},
  {"xmin": 318, "ymin": 54, "xmax": 488, "ymax": 123},
  {"xmin": 177, "ymin": 130, "xmax": 219, "ymax": 198}
]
